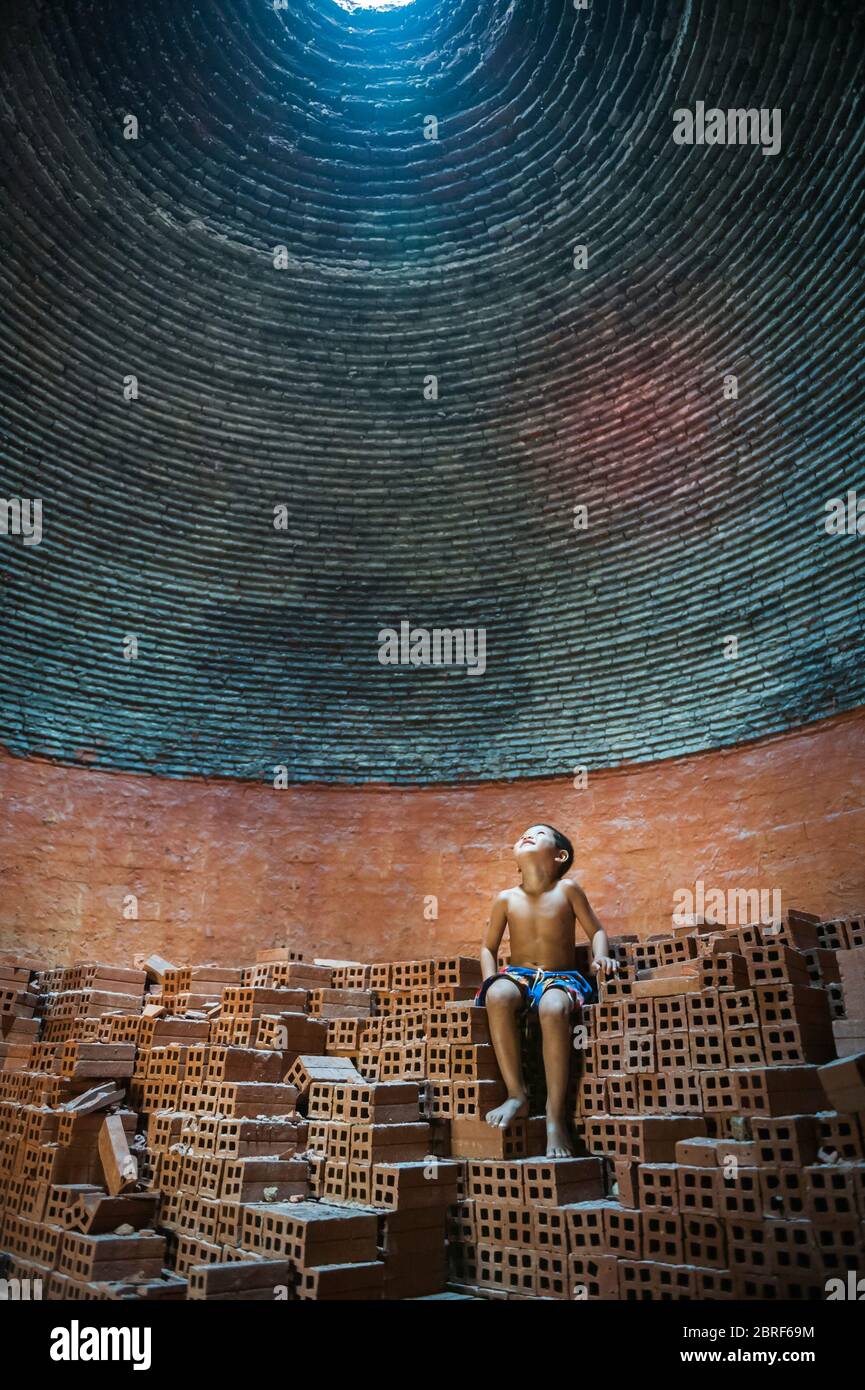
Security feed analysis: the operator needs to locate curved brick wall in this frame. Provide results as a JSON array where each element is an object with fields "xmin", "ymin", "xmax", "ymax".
[
  {"xmin": 1, "ymin": 709, "xmax": 863, "ymax": 966},
  {"xmin": 1, "ymin": 0, "xmax": 864, "ymax": 783}
]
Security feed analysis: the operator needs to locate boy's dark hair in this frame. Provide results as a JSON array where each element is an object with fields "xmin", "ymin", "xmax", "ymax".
[{"xmin": 541, "ymin": 825, "xmax": 574, "ymax": 878}]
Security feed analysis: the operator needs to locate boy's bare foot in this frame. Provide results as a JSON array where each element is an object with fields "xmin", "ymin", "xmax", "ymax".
[
  {"xmin": 485, "ymin": 1095, "xmax": 529, "ymax": 1129},
  {"xmin": 545, "ymin": 1115, "xmax": 575, "ymax": 1157}
]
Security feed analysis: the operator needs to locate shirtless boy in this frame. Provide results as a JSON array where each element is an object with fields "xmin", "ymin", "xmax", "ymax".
[{"xmin": 476, "ymin": 824, "xmax": 619, "ymax": 1157}]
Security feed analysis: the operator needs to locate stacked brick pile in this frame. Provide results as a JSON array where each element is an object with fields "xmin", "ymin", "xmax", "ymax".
[
  {"xmin": 555, "ymin": 910, "xmax": 865, "ymax": 1300},
  {"xmin": 0, "ymin": 949, "xmax": 472, "ymax": 1299},
  {"xmin": 0, "ymin": 962, "xmax": 39, "ymax": 1047},
  {"xmin": 1, "ymin": 914, "xmax": 864, "ymax": 1300}
]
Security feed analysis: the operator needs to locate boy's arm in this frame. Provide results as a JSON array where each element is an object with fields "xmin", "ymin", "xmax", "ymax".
[
  {"xmin": 480, "ymin": 892, "xmax": 509, "ymax": 983},
  {"xmin": 564, "ymin": 880, "xmax": 619, "ymax": 977}
]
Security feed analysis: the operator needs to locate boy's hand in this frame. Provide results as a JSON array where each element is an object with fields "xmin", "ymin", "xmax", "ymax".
[{"xmin": 591, "ymin": 955, "xmax": 619, "ymax": 977}]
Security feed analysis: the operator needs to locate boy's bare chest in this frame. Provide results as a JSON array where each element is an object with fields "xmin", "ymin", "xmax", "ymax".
[{"xmin": 507, "ymin": 891, "xmax": 573, "ymax": 936}]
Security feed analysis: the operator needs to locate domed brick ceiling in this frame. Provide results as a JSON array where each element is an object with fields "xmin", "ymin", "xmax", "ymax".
[{"xmin": 1, "ymin": 0, "xmax": 863, "ymax": 784}]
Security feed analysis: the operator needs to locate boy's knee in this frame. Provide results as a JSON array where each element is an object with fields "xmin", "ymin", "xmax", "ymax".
[
  {"xmin": 484, "ymin": 978, "xmax": 521, "ymax": 1010},
  {"xmin": 538, "ymin": 989, "xmax": 572, "ymax": 1020}
]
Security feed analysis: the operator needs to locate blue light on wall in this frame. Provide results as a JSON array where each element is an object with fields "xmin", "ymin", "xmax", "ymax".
[
  {"xmin": 1, "ymin": 0, "xmax": 863, "ymax": 786},
  {"xmin": 331, "ymin": 0, "xmax": 416, "ymax": 10}
]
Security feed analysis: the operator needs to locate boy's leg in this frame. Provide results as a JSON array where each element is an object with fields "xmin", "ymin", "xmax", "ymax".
[
  {"xmin": 482, "ymin": 977, "xmax": 529, "ymax": 1129},
  {"xmin": 537, "ymin": 988, "xmax": 575, "ymax": 1157}
]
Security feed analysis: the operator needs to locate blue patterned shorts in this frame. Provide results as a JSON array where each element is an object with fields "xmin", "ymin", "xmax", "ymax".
[{"xmin": 475, "ymin": 963, "xmax": 594, "ymax": 1011}]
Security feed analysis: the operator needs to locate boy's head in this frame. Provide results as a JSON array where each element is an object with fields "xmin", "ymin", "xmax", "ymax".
[{"xmin": 513, "ymin": 824, "xmax": 574, "ymax": 880}]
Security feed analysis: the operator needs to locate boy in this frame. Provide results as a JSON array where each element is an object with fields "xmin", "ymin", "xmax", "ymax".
[{"xmin": 476, "ymin": 824, "xmax": 619, "ymax": 1157}]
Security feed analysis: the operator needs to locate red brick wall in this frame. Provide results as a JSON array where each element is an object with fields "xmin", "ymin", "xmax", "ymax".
[{"xmin": 1, "ymin": 709, "xmax": 863, "ymax": 968}]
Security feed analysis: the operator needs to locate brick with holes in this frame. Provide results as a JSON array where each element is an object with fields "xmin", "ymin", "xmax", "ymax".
[
  {"xmin": 691, "ymin": 1030, "xmax": 728, "ymax": 1070},
  {"xmin": 530, "ymin": 1203, "xmax": 566, "ymax": 1250},
  {"xmin": 449, "ymin": 1043, "xmax": 502, "ymax": 1082},
  {"xmin": 475, "ymin": 1201, "xmax": 533, "ymax": 1247},
  {"xmin": 645, "ymin": 1071, "xmax": 703, "ymax": 1113},
  {"xmin": 727, "ymin": 1217, "xmax": 776, "ymax": 1276},
  {"xmin": 219, "ymin": 1117, "xmax": 308, "ymax": 1157},
  {"xmin": 768, "ymin": 1219, "xmax": 818, "ymax": 1277},
  {"xmin": 350, "ymin": 1123, "xmax": 431, "ymax": 1164},
  {"xmin": 756, "ymin": 982, "xmax": 832, "ymax": 1030},
  {"xmin": 699, "ymin": 954, "xmax": 750, "ymax": 991},
  {"xmin": 744, "ymin": 944, "xmax": 811, "ymax": 988},
  {"xmin": 603, "ymin": 1073, "xmax": 634, "ymax": 1114},
  {"xmin": 611, "ymin": 1158, "xmax": 640, "ymax": 1208},
  {"xmin": 259, "ymin": 1011, "xmax": 328, "ymax": 1056},
  {"xmin": 812, "ymin": 1221, "xmax": 862, "ymax": 1276},
  {"xmin": 241, "ymin": 1201, "xmax": 378, "ymax": 1265},
  {"xmin": 675, "ymin": 1136, "xmax": 759, "ymax": 1168},
  {"xmin": 761, "ymin": 1023, "xmax": 834, "ymax": 1066},
  {"xmin": 584, "ymin": 1114, "xmax": 706, "ymax": 1162},
  {"xmin": 751, "ymin": 1118, "xmax": 816, "ymax": 1174},
  {"xmin": 58, "ymin": 1042, "xmax": 137, "ymax": 1081},
  {"xmin": 66, "ymin": 1190, "xmax": 160, "ymax": 1235},
  {"xmin": 637, "ymin": 1163, "xmax": 679, "ymax": 1212},
  {"xmin": 802, "ymin": 948, "xmax": 841, "ymax": 987},
  {"xmin": 426, "ymin": 1006, "xmax": 490, "ymax": 1045},
  {"xmin": 682, "ymin": 1212, "xmax": 727, "ymax": 1269},
  {"xmin": 677, "ymin": 1164, "xmax": 723, "ymax": 1215},
  {"xmin": 97, "ymin": 1115, "xmax": 137, "ymax": 1197},
  {"xmin": 720, "ymin": 989, "xmax": 759, "ymax": 1030},
  {"xmin": 220, "ymin": 1156, "xmax": 308, "ymax": 1202},
  {"xmin": 726, "ymin": 1027, "xmax": 766, "ymax": 1067},
  {"xmin": 285, "ymin": 1054, "xmax": 363, "ymax": 1102},
  {"xmin": 562, "ymin": 1199, "xmax": 619, "ymax": 1254},
  {"xmin": 435, "ymin": 957, "xmax": 483, "ymax": 988},
  {"xmin": 602, "ymin": 1201, "xmax": 641, "ymax": 1258},
  {"xmin": 535, "ymin": 1247, "xmax": 570, "ymax": 1300},
  {"xmin": 372, "ymin": 1159, "xmax": 460, "ymax": 1211},
  {"xmin": 686, "ymin": 988, "xmax": 722, "ymax": 1031},
  {"xmin": 306, "ymin": 1082, "xmax": 336, "ymax": 1120},
  {"xmin": 638, "ymin": 1209, "xmax": 683, "ymax": 1263},
  {"xmin": 816, "ymin": 1110, "xmax": 863, "ymax": 1161},
  {"xmin": 596, "ymin": 1037, "xmax": 625, "ymax": 1073},
  {"xmin": 568, "ymin": 1252, "xmax": 619, "ymax": 1299},
  {"xmin": 208, "ymin": 1047, "xmax": 284, "ymax": 1084},
  {"xmin": 698, "ymin": 1070, "xmax": 739, "ymax": 1113},
  {"xmin": 58, "ymin": 1230, "xmax": 166, "ymax": 1282},
  {"xmin": 736, "ymin": 1065, "xmax": 825, "ymax": 1116},
  {"xmin": 717, "ymin": 1165, "xmax": 763, "ymax": 1220},
  {"xmin": 476, "ymin": 1242, "xmax": 536, "ymax": 1295},
  {"xmin": 298, "ymin": 1260, "xmax": 387, "ymax": 1300},
  {"xmin": 621, "ymin": 997, "xmax": 654, "ymax": 1035},
  {"xmin": 803, "ymin": 1164, "xmax": 861, "ymax": 1223},
  {"xmin": 654, "ymin": 1032, "xmax": 692, "ymax": 1071},
  {"xmin": 451, "ymin": 1079, "xmax": 507, "ymax": 1119},
  {"xmin": 214, "ymin": 1081, "xmax": 299, "ymax": 1117},
  {"xmin": 188, "ymin": 1258, "xmax": 293, "ymax": 1299},
  {"xmin": 338, "ymin": 1080, "xmax": 423, "ymax": 1125},
  {"xmin": 624, "ymin": 1033, "xmax": 655, "ymax": 1073},
  {"xmin": 465, "ymin": 1159, "xmax": 525, "ymax": 1204}
]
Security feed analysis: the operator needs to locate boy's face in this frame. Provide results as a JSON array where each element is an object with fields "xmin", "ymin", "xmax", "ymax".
[{"xmin": 514, "ymin": 824, "xmax": 565, "ymax": 875}]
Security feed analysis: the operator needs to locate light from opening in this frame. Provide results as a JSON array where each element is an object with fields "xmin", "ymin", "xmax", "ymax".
[{"xmin": 331, "ymin": 0, "xmax": 417, "ymax": 11}]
